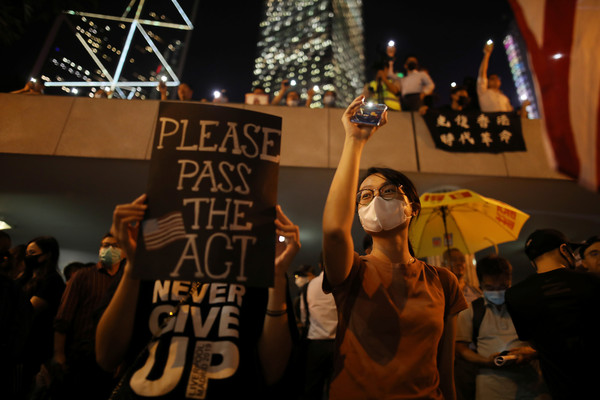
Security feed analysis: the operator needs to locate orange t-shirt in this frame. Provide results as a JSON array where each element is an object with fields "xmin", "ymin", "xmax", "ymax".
[{"xmin": 324, "ymin": 253, "xmax": 467, "ymax": 399}]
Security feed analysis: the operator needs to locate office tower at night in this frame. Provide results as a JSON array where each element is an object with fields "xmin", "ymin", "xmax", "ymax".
[
  {"xmin": 253, "ymin": 0, "xmax": 364, "ymax": 107},
  {"xmin": 502, "ymin": 21, "xmax": 539, "ymax": 119},
  {"xmin": 33, "ymin": 1, "xmax": 198, "ymax": 99}
]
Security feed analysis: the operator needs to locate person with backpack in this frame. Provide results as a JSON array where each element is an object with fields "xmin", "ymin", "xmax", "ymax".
[{"xmin": 455, "ymin": 255, "xmax": 547, "ymax": 400}]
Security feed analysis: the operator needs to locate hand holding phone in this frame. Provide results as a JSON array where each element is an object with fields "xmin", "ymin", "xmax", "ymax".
[{"xmin": 350, "ymin": 101, "xmax": 388, "ymax": 126}]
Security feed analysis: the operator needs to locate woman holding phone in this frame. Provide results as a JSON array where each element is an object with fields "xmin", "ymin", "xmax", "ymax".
[{"xmin": 322, "ymin": 96, "xmax": 467, "ymax": 399}]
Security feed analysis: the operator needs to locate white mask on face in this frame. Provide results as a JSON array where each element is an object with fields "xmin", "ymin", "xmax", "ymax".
[
  {"xmin": 287, "ymin": 99, "xmax": 299, "ymax": 107},
  {"xmin": 358, "ymin": 197, "xmax": 410, "ymax": 233},
  {"xmin": 99, "ymin": 246, "xmax": 122, "ymax": 266}
]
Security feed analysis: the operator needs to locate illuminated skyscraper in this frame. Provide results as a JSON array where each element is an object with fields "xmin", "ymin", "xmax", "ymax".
[
  {"xmin": 32, "ymin": 1, "xmax": 197, "ymax": 99},
  {"xmin": 502, "ymin": 21, "xmax": 539, "ymax": 119},
  {"xmin": 253, "ymin": 0, "xmax": 364, "ymax": 107}
]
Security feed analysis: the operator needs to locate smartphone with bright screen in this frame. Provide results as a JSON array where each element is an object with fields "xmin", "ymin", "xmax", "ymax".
[{"xmin": 350, "ymin": 102, "xmax": 388, "ymax": 126}]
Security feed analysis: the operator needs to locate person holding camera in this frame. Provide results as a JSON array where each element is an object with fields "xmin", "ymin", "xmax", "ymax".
[
  {"xmin": 322, "ymin": 96, "xmax": 467, "ymax": 399},
  {"xmin": 455, "ymin": 255, "xmax": 546, "ymax": 400},
  {"xmin": 363, "ymin": 61, "xmax": 402, "ymax": 111},
  {"xmin": 271, "ymin": 79, "xmax": 313, "ymax": 107}
]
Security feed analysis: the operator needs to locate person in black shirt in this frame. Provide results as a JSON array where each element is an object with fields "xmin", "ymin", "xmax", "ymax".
[{"xmin": 505, "ymin": 228, "xmax": 600, "ymax": 399}]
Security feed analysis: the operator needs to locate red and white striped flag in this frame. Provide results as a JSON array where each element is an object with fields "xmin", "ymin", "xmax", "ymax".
[
  {"xmin": 142, "ymin": 211, "xmax": 187, "ymax": 251},
  {"xmin": 509, "ymin": 0, "xmax": 600, "ymax": 191}
]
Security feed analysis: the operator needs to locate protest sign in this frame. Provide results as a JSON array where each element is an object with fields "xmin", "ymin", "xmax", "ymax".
[
  {"xmin": 423, "ymin": 110, "xmax": 526, "ymax": 153},
  {"xmin": 133, "ymin": 102, "xmax": 282, "ymax": 287}
]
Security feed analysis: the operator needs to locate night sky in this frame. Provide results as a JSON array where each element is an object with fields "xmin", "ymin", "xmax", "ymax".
[{"xmin": 1, "ymin": 0, "xmax": 517, "ymax": 107}]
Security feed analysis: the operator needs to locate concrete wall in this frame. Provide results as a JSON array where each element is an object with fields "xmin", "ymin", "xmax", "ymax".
[{"xmin": 0, "ymin": 94, "xmax": 567, "ymax": 180}]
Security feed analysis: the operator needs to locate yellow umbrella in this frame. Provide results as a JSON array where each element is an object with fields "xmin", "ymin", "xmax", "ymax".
[{"xmin": 409, "ymin": 189, "xmax": 530, "ymax": 257}]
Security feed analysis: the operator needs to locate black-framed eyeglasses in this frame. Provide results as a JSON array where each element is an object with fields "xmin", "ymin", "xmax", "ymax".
[{"xmin": 356, "ymin": 183, "xmax": 404, "ymax": 206}]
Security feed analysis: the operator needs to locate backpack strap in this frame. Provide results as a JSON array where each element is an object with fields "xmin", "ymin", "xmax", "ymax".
[{"xmin": 471, "ymin": 297, "xmax": 486, "ymax": 347}]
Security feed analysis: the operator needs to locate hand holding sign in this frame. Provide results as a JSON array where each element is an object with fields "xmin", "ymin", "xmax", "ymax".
[
  {"xmin": 111, "ymin": 194, "xmax": 148, "ymax": 263},
  {"xmin": 274, "ymin": 205, "xmax": 301, "ymax": 278}
]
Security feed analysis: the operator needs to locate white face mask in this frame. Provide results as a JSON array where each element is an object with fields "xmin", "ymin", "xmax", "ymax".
[
  {"xmin": 287, "ymin": 99, "xmax": 300, "ymax": 107},
  {"xmin": 358, "ymin": 197, "xmax": 410, "ymax": 232},
  {"xmin": 323, "ymin": 95, "xmax": 335, "ymax": 105},
  {"xmin": 99, "ymin": 246, "xmax": 122, "ymax": 266}
]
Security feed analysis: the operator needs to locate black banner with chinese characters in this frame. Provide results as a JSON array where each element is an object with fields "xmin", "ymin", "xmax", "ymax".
[
  {"xmin": 423, "ymin": 110, "xmax": 526, "ymax": 153},
  {"xmin": 133, "ymin": 102, "xmax": 282, "ymax": 287}
]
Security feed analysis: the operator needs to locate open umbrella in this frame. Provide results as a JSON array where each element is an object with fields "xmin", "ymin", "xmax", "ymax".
[{"xmin": 409, "ymin": 189, "xmax": 530, "ymax": 257}]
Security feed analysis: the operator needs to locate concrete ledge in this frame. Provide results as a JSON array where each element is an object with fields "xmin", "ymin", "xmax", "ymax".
[
  {"xmin": 57, "ymin": 97, "xmax": 159, "ymax": 160},
  {"xmin": 0, "ymin": 93, "xmax": 568, "ymax": 180},
  {"xmin": 0, "ymin": 94, "xmax": 74, "ymax": 155}
]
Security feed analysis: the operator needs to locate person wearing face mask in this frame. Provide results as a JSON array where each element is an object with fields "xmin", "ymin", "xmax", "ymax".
[
  {"xmin": 455, "ymin": 255, "xmax": 546, "ymax": 400},
  {"xmin": 52, "ymin": 233, "xmax": 125, "ymax": 400},
  {"xmin": 322, "ymin": 90, "xmax": 337, "ymax": 108},
  {"xmin": 322, "ymin": 96, "xmax": 468, "ymax": 400},
  {"xmin": 399, "ymin": 55, "xmax": 435, "ymax": 111},
  {"xmin": 15, "ymin": 236, "xmax": 65, "ymax": 394},
  {"xmin": 505, "ymin": 229, "xmax": 600, "ymax": 399},
  {"xmin": 418, "ymin": 86, "xmax": 473, "ymax": 116},
  {"xmin": 271, "ymin": 79, "xmax": 314, "ymax": 107}
]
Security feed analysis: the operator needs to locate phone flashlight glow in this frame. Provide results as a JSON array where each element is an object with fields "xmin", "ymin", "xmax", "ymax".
[
  {"xmin": 487, "ymin": 39, "xmax": 493, "ymax": 45},
  {"xmin": 388, "ymin": 40, "xmax": 395, "ymax": 47}
]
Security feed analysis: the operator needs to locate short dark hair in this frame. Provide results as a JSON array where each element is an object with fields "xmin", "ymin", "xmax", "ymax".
[
  {"xmin": 579, "ymin": 236, "xmax": 600, "ymax": 259},
  {"xmin": 295, "ymin": 264, "xmax": 314, "ymax": 276},
  {"xmin": 63, "ymin": 261, "xmax": 86, "ymax": 281},
  {"xmin": 404, "ymin": 55, "xmax": 419, "ymax": 64},
  {"xmin": 450, "ymin": 86, "xmax": 467, "ymax": 95},
  {"xmin": 476, "ymin": 254, "xmax": 512, "ymax": 283},
  {"xmin": 442, "ymin": 248, "xmax": 463, "ymax": 264}
]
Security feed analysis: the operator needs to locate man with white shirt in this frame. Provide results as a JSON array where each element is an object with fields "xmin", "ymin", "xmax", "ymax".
[
  {"xmin": 300, "ymin": 254, "xmax": 338, "ymax": 399},
  {"xmin": 400, "ymin": 55, "xmax": 435, "ymax": 111},
  {"xmin": 477, "ymin": 42, "xmax": 513, "ymax": 112},
  {"xmin": 455, "ymin": 255, "xmax": 545, "ymax": 400}
]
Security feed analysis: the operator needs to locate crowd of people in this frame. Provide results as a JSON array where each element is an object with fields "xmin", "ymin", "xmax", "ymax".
[
  {"xmin": 10, "ymin": 40, "xmax": 528, "ymax": 116},
  {"xmin": 2, "ymin": 93, "xmax": 598, "ymax": 400}
]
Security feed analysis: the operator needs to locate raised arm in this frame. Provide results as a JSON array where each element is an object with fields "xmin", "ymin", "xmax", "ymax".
[
  {"xmin": 258, "ymin": 205, "xmax": 301, "ymax": 384},
  {"xmin": 271, "ymin": 80, "xmax": 288, "ymax": 105},
  {"xmin": 96, "ymin": 194, "xmax": 147, "ymax": 372},
  {"xmin": 479, "ymin": 42, "xmax": 493, "ymax": 81},
  {"xmin": 158, "ymin": 81, "xmax": 168, "ymax": 100},
  {"xmin": 322, "ymin": 96, "xmax": 387, "ymax": 286},
  {"xmin": 305, "ymin": 87, "xmax": 315, "ymax": 107}
]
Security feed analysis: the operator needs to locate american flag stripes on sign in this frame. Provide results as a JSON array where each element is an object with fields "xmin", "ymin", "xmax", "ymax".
[{"xmin": 142, "ymin": 211, "xmax": 187, "ymax": 251}]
